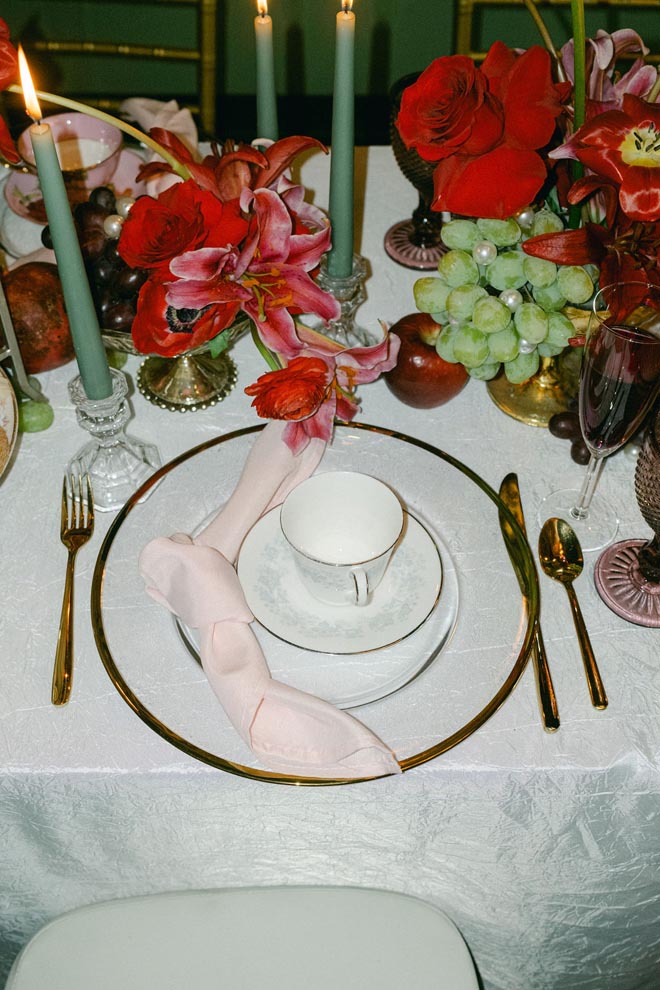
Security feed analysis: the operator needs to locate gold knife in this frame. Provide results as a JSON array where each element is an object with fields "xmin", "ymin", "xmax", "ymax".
[{"xmin": 499, "ymin": 473, "xmax": 560, "ymax": 732}]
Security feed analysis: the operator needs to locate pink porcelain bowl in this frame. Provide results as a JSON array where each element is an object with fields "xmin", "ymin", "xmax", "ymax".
[{"xmin": 18, "ymin": 111, "xmax": 123, "ymax": 188}]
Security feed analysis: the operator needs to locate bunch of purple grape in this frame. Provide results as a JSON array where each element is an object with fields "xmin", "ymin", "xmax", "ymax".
[
  {"xmin": 548, "ymin": 405, "xmax": 590, "ymax": 465},
  {"xmin": 42, "ymin": 186, "xmax": 147, "ymax": 336}
]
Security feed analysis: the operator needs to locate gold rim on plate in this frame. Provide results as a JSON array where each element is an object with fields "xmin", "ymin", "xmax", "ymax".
[
  {"xmin": 0, "ymin": 366, "xmax": 18, "ymax": 481},
  {"xmin": 91, "ymin": 422, "xmax": 539, "ymax": 786}
]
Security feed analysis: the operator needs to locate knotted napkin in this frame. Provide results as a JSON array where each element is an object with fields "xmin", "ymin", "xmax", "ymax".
[{"xmin": 138, "ymin": 421, "xmax": 400, "ymax": 779}]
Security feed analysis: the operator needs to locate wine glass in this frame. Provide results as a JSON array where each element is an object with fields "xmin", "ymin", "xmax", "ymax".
[{"xmin": 539, "ymin": 281, "xmax": 660, "ymax": 552}]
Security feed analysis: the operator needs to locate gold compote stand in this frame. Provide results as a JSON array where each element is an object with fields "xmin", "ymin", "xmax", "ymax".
[
  {"xmin": 485, "ymin": 307, "xmax": 588, "ymax": 426},
  {"xmin": 102, "ymin": 318, "xmax": 249, "ymax": 413}
]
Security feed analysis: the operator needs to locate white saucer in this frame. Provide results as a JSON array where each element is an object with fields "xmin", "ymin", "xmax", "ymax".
[
  {"xmin": 176, "ymin": 506, "xmax": 460, "ymax": 710},
  {"xmin": 237, "ymin": 507, "xmax": 443, "ymax": 655},
  {"xmin": 4, "ymin": 148, "xmax": 147, "ymax": 225}
]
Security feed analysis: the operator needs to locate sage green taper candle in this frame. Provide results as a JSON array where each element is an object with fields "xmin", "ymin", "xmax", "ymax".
[
  {"xmin": 19, "ymin": 45, "xmax": 112, "ymax": 400},
  {"xmin": 326, "ymin": 0, "xmax": 356, "ymax": 279},
  {"xmin": 28, "ymin": 120, "xmax": 113, "ymax": 400},
  {"xmin": 255, "ymin": 2, "xmax": 278, "ymax": 141}
]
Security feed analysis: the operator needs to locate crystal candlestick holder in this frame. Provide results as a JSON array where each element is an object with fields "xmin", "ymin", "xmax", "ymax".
[
  {"xmin": 67, "ymin": 369, "xmax": 161, "ymax": 512},
  {"xmin": 314, "ymin": 253, "xmax": 373, "ymax": 347}
]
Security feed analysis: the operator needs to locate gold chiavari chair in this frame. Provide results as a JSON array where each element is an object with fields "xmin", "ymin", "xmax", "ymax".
[
  {"xmin": 456, "ymin": 0, "xmax": 660, "ymax": 64},
  {"xmin": 21, "ymin": 0, "xmax": 218, "ymax": 137}
]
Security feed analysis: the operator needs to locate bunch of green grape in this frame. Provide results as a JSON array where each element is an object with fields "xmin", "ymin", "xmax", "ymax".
[{"xmin": 413, "ymin": 209, "xmax": 597, "ymax": 384}]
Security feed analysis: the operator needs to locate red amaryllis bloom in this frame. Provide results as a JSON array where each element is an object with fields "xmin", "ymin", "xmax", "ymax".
[
  {"xmin": 246, "ymin": 329, "xmax": 400, "ymax": 454},
  {"xmin": 0, "ymin": 19, "xmax": 20, "ymax": 164},
  {"xmin": 165, "ymin": 186, "xmax": 339, "ymax": 359},
  {"xmin": 245, "ymin": 356, "xmax": 330, "ymax": 421},
  {"xmin": 550, "ymin": 94, "xmax": 660, "ymax": 221},
  {"xmin": 397, "ymin": 41, "xmax": 569, "ymax": 219},
  {"xmin": 118, "ymin": 180, "xmax": 248, "ymax": 272}
]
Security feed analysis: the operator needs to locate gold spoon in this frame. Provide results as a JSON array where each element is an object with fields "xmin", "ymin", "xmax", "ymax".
[{"xmin": 538, "ymin": 517, "xmax": 608, "ymax": 710}]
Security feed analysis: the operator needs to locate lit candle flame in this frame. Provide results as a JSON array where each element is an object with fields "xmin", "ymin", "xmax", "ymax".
[
  {"xmin": 341, "ymin": 0, "xmax": 353, "ymax": 11},
  {"xmin": 257, "ymin": 0, "xmax": 268, "ymax": 15},
  {"xmin": 17, "ymin": 46, "xmax": 42, "ymax": 122}
]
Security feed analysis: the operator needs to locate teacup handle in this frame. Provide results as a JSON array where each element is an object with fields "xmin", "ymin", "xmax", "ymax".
[{"xmin": 351, "ymin": 567, "xmax": 369, "ymax": 607}]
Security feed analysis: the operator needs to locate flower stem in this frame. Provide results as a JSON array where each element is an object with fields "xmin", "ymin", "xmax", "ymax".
[
  {"xmin": 520, "ymin": 0, "xmax": 566, "ymax": 82},
  {"xmin": 568, "ymin": 0, "xmax": 586, "ymax": 228},
  {"xmin": 570, "ymin": 0, "xmax": 586, "ymax": 132},
  {"xmin": 250, "ymin": 322, "xmax": 281, "ymax": 371},
  {"xmin": 7, "ymin": 83, "xmax": 191, "ymax": 179}
]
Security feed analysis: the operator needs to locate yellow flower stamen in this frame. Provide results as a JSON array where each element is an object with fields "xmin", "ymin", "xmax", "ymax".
[{"xmin": 620, "ymin": 122, "xmax": 660, "ymax": 168}]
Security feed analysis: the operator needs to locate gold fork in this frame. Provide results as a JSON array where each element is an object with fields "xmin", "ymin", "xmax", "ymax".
[{"xmin": 52, "ymin": 474, "xmax": 94, "ymax": 706}]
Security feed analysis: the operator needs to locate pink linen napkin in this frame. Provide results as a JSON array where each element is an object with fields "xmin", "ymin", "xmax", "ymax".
[{"xmin": 138, "ymin": 421, "xmax": 401, "ymax": 779}]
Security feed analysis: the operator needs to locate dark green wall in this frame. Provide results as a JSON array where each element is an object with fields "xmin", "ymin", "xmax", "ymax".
[
  {"xmin": 4, "ymin": 1, "xmax": 657, "ymax": 98},
  {"xmin": 2, "ymin": 1, "xmax": 658, "ymax": 142}
]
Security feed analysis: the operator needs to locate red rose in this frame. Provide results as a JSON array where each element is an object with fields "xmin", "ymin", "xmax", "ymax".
[
  {"xmin": 397, "ymin": 56, "xmax": 503, "ymax": 162},
  {"xmin": 118, "ymin": 180, "xmax": 248, "ymax": 271},
  {"xmin": 245, "ymin": 356, "xmax": 330, "ymax": 421},
  {"xmin": 131, "ymin": 275, "xmax": 241, "ymax": 357}
]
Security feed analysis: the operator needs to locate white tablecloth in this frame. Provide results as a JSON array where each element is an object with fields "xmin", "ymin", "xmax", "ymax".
[{"xmin": 1, "ymin": 147, "xmax": 659, "ymax": 990}]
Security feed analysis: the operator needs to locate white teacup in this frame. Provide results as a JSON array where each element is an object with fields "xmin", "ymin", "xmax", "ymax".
[{"xmin": 280, "ymin": 471, "xmax": 404, "ymax": 607}]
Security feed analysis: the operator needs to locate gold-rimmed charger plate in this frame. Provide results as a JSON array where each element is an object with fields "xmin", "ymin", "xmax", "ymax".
[
  {"xmin": 0, "ymin": 366, "xmax": 18, "ymax": 480},
  {"xmin": 91, "ymin": 422, "xmax": 539, "ymax": 786}
]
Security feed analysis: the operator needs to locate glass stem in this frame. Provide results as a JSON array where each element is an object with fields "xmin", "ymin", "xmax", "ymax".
[{"xmin": 571, "ymin": 453, "xmax": 604, "ymax": 520}]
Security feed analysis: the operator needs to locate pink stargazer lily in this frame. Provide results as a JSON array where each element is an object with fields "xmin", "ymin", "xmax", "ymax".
[
  {"xmin": 167, "ymin": 186, "xmax": 340, "ymax": 358},
  {"xmin": 560, "ymin": 30, "xmax": 656, "ymax": 112}
]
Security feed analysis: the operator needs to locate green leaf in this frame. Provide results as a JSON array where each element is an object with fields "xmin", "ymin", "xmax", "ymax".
[{"xmin": 208, "ymin": 330, "xmax": 231, "ymax": 358}]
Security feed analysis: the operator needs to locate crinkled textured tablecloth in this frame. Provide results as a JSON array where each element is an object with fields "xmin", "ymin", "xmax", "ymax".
[{"xmin": 1, "ymin": 148, "xmax": 659, "ymax": 990}]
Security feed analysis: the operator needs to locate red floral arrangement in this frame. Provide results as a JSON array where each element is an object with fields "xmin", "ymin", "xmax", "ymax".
[
  {"xmin": 0, "ymin": 22, "xmax": 399, "ymax": 454},
  {"xmin": 396, "ymin": 9, "xmax": 660, "ymax": 315}
]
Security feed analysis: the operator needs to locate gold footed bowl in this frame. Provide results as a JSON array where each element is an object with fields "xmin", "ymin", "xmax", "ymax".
[
  {"xmin": 102, "ymin": 319, "xmax": 249, "ymax": 413},
  {"xmin": 486, "ymin": 307, "xmax": 588, "ymax": 427}
]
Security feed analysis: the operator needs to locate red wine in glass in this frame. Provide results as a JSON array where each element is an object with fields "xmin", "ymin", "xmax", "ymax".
[
  {"xmin": 580, "ymin": 324, "xmax": 660, "ymax": 456},
  {"xmin": 538, "ymin": 282, "xmax": 660, "ymax": 552}
]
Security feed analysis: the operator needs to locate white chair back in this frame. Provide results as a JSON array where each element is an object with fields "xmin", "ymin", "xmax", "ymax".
[{"xmin": 5, "ymin": 886, "xmax": 480, "ymax": 989}]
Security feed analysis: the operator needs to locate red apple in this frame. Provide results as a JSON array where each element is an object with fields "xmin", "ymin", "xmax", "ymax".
[
  {"xmin": 384, "ymin": 312, "xmax": 469, "ymax": 408},
  {"xmin": 2, "ymin": 262, "xmax": 75, "ymax": 374}
]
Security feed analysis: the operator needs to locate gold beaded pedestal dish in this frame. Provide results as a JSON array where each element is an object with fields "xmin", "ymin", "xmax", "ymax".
[
  {"xmin": 102, "ymin": 318, "xmax": 249, "ymax": 412},
  {"xmin": 91, "ymin": 423, "xmax": 539, "ymax": 785}
]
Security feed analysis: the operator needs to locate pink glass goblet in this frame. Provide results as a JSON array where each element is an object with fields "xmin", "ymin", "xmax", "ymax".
[
  {"xmin": 595, "ymin": 402, "xmax": 660, "ymax": 626},
  {"xmin": 383, "ymin": 74, "xmax": 446, "ymax": 271}
]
